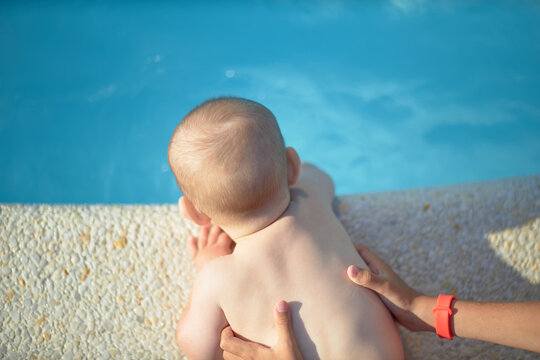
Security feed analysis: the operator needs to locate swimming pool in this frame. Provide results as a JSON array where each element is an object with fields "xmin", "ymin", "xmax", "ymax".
[{"xmin": 1, "ymin": 1, "xmax": 539, "ymax": 204}]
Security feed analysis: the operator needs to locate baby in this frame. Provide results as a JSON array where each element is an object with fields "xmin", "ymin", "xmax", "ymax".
[{"xmin": 168, "ymin": 97, "xmax": 403, "ymax": 359}]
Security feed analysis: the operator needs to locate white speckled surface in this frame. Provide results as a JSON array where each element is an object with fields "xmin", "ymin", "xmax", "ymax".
[{"xmin": 1, "ymin": 175, "xmax": 539, "ymax": 359}]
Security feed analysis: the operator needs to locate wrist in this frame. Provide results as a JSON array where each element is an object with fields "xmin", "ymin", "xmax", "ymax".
[{"xmin": 411, "ymin": 295, "xmax": 437, "ymax": 332}]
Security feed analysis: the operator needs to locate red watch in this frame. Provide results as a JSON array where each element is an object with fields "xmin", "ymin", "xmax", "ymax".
[{"xmin": 432, "ymin": 294, "xmax": 456, "ymax": 340}]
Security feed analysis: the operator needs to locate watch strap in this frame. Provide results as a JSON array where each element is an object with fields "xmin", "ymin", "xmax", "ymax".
[{"xmin": 432, "ymin": 294, "xmax": 456, "ymax": 340}]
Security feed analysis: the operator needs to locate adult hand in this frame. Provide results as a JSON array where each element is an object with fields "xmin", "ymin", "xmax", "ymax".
[
  {"xmin": 347, "ymin": 244, "xmax": 435, "ymax": 332},
  {"xmin": 348, "ymin": 245, "xmax": 540, "ymax": 353},
  {"xmin": 220, "ymin": 300, "xmax": 304, "ymax": 360}
]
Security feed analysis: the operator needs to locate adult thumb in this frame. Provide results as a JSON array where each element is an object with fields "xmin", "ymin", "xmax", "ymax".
[
  {"xmin": 274, "ymin": 300, "xmax": 295, "ymax": 343},
  {"xmin": 347, "ymin": 265, "xmax": 386, "ymax": 294}
]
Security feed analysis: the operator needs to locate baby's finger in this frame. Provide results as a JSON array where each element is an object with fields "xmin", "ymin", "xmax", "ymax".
[
  {"xmin": 187, "ymin": 235, "xmax": 198, "ymax": 259},
  {"xmin": 218, "ymin": 232, "xmax": 232, "ymax": 245},
  {"xmin": 223, "ymin": 351, "xmax": 244, "ymax": 360},
  {"xmin": 209, "ymin": 224, "xmax": 222, "ymax": 243},
  {"xmin": 198, "ymin": 225, "xmax": 210, "ymax": 247}
]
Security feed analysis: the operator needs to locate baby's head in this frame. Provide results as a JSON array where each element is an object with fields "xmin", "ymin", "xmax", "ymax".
[{"xmin": 168, "ymin": 97, "xmax": 299, "ymax": 229}]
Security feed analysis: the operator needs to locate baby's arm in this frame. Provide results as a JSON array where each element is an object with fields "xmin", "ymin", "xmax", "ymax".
[
  {"xmin": 292, "ymin": 162, "xmax": 335, "ymax": 205},
  {"xmin": 176, "ymin": 264, "xmax": 228, "ymax": 359},
  {"xmin": 176, "ymin": 225, "xmax": 233, "ymax": 359}
]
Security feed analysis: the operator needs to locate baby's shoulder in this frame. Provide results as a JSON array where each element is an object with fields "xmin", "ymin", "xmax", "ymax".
[{"xmin": 194, "ymin": 255, "xmax": 236, "ymax": 295}]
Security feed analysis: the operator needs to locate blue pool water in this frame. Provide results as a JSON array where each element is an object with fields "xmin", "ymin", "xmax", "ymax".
[{"xmin": 1, "ymin": 1, "xmax": 539, "ymax": 204}]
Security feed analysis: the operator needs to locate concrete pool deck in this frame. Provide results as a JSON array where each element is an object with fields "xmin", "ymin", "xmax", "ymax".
[{"xmin": 1, "ymin": 175, "xmax": 539, "ymax": 359}]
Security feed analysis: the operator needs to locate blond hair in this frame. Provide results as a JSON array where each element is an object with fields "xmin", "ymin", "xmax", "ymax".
[{"xmin": 168, "ymin": 97, "xmax": 288, "ymax": 225}]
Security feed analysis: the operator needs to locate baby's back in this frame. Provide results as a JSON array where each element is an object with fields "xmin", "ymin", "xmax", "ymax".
[{"xmin": 218, "ymin": 190, "xmax": 403, "ymax": 359}]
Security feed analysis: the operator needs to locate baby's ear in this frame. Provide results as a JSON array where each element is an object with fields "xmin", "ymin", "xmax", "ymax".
[
  {"xmin": 286, "ymin": 147, "xmax": 301, "ymax": 186},
  {"xmin": 178, "ymin": 196, "xmax": 211, "ymax": 226}
]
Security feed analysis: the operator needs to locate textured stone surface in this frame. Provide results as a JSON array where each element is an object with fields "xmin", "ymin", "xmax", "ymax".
[{"xmin": 1, "ymin": 175, "xmax": 539, "ymax": 359}]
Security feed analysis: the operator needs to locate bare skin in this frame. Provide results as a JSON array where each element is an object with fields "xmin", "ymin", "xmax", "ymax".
[
  {"xmin": 187, "ymin": 224, "xmax": 302, "ymax": 360},
  {"xmin": 348, "ymin": 244, "xmax": 540, "ymax": 354},
  {"xmin": 187, "ymin": 224, "xmax": 235, "ymax": 273},
  {"xmin": 220, "ymin": 300, "xmax": 303, "ymax": 360},
  {"xmin": 220, "ymin": 244, "xmax": 540, "ymax": 358},
  {"xmin": 176, "ymin": 162, "xmax": 403, "ymax": 359}
]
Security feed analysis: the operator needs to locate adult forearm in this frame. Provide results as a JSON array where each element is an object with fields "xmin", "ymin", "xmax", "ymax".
[
  {"xmin": 415, "ymin": 297, "xmax": 540, "ymax": 352},
  {"xmin": 349, "ymin": 245, "xmax": 540, "ymax": 353},
  {"xmin": 451, "ymin": 301, "xmax": 540, "ymax": 353}
]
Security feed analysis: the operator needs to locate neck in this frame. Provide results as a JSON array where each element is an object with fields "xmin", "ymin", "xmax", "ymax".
[{"xmin": 222, "ymin": 191, "xmax": 291, "ymax": 241}]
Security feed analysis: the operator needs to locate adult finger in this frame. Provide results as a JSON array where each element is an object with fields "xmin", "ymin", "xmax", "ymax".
[
  {"xmin": 347, "ymin": 265, "xmax": 388, "ymax": 295},
  {"xmin": 220, "ymin": 326, "xmax": 261, "ymax": 357},
  {"xmin": 274, "ymin": 300, "xmax": 295, "ymax": 344},
  {"xmin": 353, "ymin": 244, "xmax": 388, "ymax": 275}
]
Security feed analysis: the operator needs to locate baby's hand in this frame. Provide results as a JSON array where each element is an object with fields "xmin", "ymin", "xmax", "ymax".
[{"xmin": 188, "ymin": 224, "xmax": 234, "ymax": 273}]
